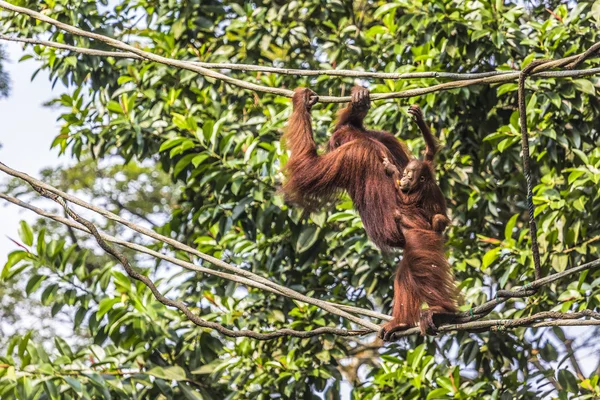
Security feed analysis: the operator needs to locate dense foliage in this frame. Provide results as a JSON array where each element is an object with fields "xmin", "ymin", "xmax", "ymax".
[{"xmin": 1, "ymin": 0, "xmax": 600, "ymax": 398}]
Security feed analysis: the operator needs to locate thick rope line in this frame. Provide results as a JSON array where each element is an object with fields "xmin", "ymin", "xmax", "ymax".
[
  {"xmin": 566, "ymin": 42, "xmax": 600, "ymax": 69},
  {"xmin": 0, "ymin": 35, "xmax": 515, "ymax": 81},
  {"xmin": 2, "ymin": 34, "xmax": 600, "ymax": 82},
  {"xmin": 518, "ymin": 61, "xmax": 545, "ymax": 281},
  {"xmin": 389, "ymin": 310, "xmax": 600, "ymax": 339}
]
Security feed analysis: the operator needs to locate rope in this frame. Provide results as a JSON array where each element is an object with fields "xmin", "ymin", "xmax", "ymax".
[{"xmin": 517, "ymin": 61, "xmax": 545, "ymax": 281}]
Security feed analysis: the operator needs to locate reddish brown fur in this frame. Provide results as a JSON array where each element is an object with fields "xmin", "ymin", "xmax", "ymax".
[
  {"xmin": 282, "ymin": 87, "xmax": 458, "ymax": 337},
  {"xmin": 282, "ymin": 88, "xmax": 407, "ymax": 250}
]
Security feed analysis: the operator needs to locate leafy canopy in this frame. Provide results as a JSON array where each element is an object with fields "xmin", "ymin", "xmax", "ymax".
[{"xmin": 1, "ymin": 0, "xmax": 600, "ymax": 399}]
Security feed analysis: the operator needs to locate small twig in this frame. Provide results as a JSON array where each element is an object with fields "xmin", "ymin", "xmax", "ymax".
[
  {"xmin": 111, "ymin": 198, "xmax": 157, "ymax": 227},
  {"xmin": 5, "ymin": 236, "xmax": 31, "ymax": 253},
  {"xmin": 562, "ymin": 234, "xmax": 600, "ymax": 254},
  {"xmin": 563, "ymin": 339, "xmax": 586, "ymax": 380}
]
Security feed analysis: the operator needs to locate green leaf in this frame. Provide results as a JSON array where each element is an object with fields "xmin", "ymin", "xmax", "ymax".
[
  {"xmin": 74, "ymin": 307, "xmax": 87, "ymax": 328},
  {"xmin": 107, "ymin": 100, "xmax": 123, "ymax": 114},
  {"xmin": 2, "ymin": 251, "xmax": 28, "ymax": 279},
  {"xmin": 97, "ymin": 297, "xmax": 121, "ymax": 319},
  {"xmin": 64, "ymin": 377, "xmax": 83, "ymax": 394},
  {"xmin": 572, "ymin": 149, "xmax": 589, "ymax": 164},
  {"xmin": 179, "ymin": 383, "xmax": 204, "ymax": 400},
  {"xmin": 593, "ymin": 0, "xmax": 600, "ymax": 25},
  {"xmin": 192, "ymin": 153, "xmax": 210, "ymax": 167},
  {"xmin": 172, "ymin": 113, "xmax": 188, "ymax": 130},
  {"xmin": 572, "ymin": 79, "xmax": 596, "ymax": 95},
  {"xmin": 504, "ymin": 214, "xmax": 519, "ymax": 241},
  {"xmin": 436, "ymin": 377, "xmax": 455, "ymax": 392},
  {"xmin": 557, "ymin": 369, "xmax": 578, "ymax": 393},
  {"xmin": 172, "ymin": 19, "xmax": 185, "ymax": 39},
  {"xmin": 482, "ymin": 248, "xmax": 501, "ymax": 270},
  {"xmin": 174, "ymin": 153, "xmax": 198, "ymax": 177},
  {"xmin": 427, "ymin": 388, "xmax": 450, "ymax": 399},
  {"xmin": 112, "ymin": 271, "xmax": 131, "ymax": 292},
  {"xmin": 41, "ymin": 284, "xmax": 58, "ymax": 305},
  {"xmin": 471, "ymin": 29, "xmax": 490, "ymax": 41},
  {"xmin": 496, "ymin": 83, "xmax": 517, "ymax": 96},
  {"xmin": 497, "ymin": 137, "xmax": 518, "ymax": 152},
  {"xmin": 18, "ymin": 331, "xmax": 32, "ymax": 359},
  {"xmin": 26, "ymin": 274, "xmax": 46, "ymax": 295},
  {"xmin": 191, "ymin": 363, "xmax": 217, "ymax": 375},
  {"xmin": 557, "ymin": 289, "xmax": 582, "ymax": 301},
  {"xmin": 54, "ymin": 337, "xmax": 74, "ymax": 358},
  {"xmin": 295, "ymin": 225, "xmax": 320, "ymax": 253},
  {"xmin": 411, "ymin": 344, "xmax": 426, "ymax": 370},
  {"xmin": 230, "ymin": 3, "xmax": 245, "ymax": 15},
  {"xmin": 19, "ymin": 221, "xmax": 34, "ymax": 246},
  {"xmin": 147, "ymin": 366, "xmax": 187, "ymax": 381},
  {"xmin": 373, "ymin": 3, "xmax": 402, "ymax": 19},
  {"xmin": 44, "ymin": 380, "xmax": 60, "ymax": 400},
  {"xmin": 159, "ymin": 137, "xmax": 185, "ymax": 152},
  {"xmin": 552, "ymin": 254, "xmax": 569, "ymax": 272}
]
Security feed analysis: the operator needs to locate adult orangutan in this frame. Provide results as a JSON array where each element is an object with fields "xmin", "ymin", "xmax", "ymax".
[{"xmin": 281, "ymin": 86, "xmax": 458, "ymax": 339}]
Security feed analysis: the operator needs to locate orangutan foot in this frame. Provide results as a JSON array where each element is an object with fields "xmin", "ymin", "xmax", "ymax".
[
  {"xmin": 419, "ymin": 307, "xmax": 457, "ymax": 336},
  {"xmin": 379, "ymin": 320, "xmax": 411, "ymax": 342}
]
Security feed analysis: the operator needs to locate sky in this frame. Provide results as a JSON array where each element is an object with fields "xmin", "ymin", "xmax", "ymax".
[
  {"xmin": 0, "ymin": 41, "xmax": 69, "ymax": 261},
  {"xmin": 0, "ymin": 36, "xmax": 598, "ymax": 394}
]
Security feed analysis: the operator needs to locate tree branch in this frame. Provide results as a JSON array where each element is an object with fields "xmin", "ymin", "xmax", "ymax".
[{"xmin": 0, "ymin": 3, "xmax": 599, "ymax": 103}]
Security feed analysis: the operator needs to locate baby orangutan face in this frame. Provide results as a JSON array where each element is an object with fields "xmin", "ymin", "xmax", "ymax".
[{"xmin": 399, "ymin": 160, "xmax": 427, "ymax": 193}]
